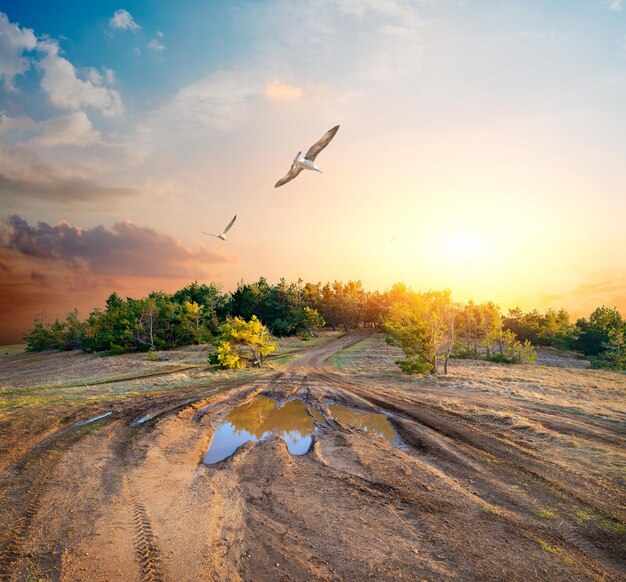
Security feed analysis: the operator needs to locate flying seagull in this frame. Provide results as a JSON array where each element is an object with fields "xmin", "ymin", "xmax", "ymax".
[
  {"xmin": 202, "ymin": 215, "xmax": 237, "ymax": 241},
  {"xmin": 274, "ymin": 125, "xmax": 340, "ymax": 188}
]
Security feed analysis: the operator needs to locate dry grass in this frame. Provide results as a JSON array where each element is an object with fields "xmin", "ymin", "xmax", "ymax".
[
  {"xmin": 329, "ymin": 334, "xmax": 626, "ymax": 423},
  {"xmin": 0, "ymin": 332, "xmax": 341, "ymax": 423}
]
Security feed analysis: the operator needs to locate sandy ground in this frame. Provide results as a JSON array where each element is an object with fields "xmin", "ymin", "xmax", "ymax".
[{"xmin": 0, "ymin": 332, "xmax": 624, "ymax": 581}]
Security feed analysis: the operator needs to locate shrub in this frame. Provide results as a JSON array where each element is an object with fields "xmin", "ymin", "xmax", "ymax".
[
  {"xmin": 211, "ymin": 316, "xmax": 276, "ymax": 369},
  {"xmin": 486, "ymin": 352, "xmax": 514, "ymax": 364}
]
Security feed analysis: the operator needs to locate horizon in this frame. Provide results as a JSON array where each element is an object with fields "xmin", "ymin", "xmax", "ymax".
[{"xmin": 1, "ymin": 1, "xmax": 626, "ymax": 343}]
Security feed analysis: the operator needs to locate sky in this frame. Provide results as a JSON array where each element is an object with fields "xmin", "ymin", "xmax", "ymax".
[{"xmin": 0, "ymin": 0, "xmax": 625, "ymax": 343}]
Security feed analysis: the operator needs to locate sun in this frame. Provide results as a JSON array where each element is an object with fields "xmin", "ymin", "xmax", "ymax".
[{"xmin": 444, "ymin": 233, "xmax": 487, "ymax": 260}]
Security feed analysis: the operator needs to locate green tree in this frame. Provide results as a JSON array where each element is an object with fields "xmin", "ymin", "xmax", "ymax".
[
  {"xmin": 302, "ymin": 307, "xmax": 325, "ymax": 337},
  {"xmin": 24, "ymin": 312, "xmax": 55, "ymax": 351},
  {"xmin": 383, "ymin": 289, "xmax": 457, "ymax": 375}
]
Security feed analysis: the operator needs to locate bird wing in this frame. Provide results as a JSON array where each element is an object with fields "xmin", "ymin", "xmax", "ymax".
[
  {"xmin": 274, "ymin": 164, "xmax": 303, "ymax": 188},
  {"xmin": 202, "ymin": 231, "xmax": 219, "ymax": 237},
  {"xmin": 223, "ymin": 215, "xmax": 237, "ymax": 235},
  {"xmin": 304, "ymin": 125, "xmax": 339, "ymax": 161}
]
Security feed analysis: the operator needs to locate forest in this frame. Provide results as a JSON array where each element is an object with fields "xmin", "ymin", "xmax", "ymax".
[{"xmin": 23, "ymin": 278, "xmax": 626, "ymax": 372}]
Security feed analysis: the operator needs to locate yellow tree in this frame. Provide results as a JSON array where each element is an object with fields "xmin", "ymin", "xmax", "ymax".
[
  {"xmin": 212, "ymin": 316, "xmax": 277, "ymax": 368},
  {"xmin": 184, "ymin": 300, "xmax": 204, "ymax": 331}
]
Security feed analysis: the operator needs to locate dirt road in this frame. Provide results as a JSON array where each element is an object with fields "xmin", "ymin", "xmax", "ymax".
[{"xmin": 0, "ymin": 332, "xmax": 624, "ymax": 580}]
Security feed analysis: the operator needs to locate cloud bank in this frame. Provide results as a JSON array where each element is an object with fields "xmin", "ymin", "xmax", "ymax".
[{"xmin": 4, "ymin": 215, "xmax": 235, "ymax": 278}]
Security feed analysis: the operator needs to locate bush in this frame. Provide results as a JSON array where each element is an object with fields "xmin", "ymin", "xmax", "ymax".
[
  {"xmin": 395, "ymin": 357, "xmax": 433, "ymax": 375},
  {"xmin": 485, "ymin": 352, "xmax": 514, "ymax": 364},
  {"xmin": 211, "ymin": 316, "xmax": 276, "ymax": 369}
]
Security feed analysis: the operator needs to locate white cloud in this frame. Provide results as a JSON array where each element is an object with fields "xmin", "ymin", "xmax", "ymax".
[
  {"xmin": 109, "ymin": 9, "xmax": 141, "ymax": 31},
  {"xmin": 37, "ymin": 40, "xmax": 123, "ymax": 117},
  {"xmin": 606, "ymin": 0, "xmax": 623, "ymax": 11},
  {"xmin": 0, "ymin": 12, "xmax": 37, "ymax": 89},
  {"xmin": 146, "ymin": 69, "xmax": 262, "ymax": 135},
  {"xmin": 32, "ymin": 112, "xmax": 101, "ymax": 147},
  {"xmin": 103, "ymin": 68, "xmax": 115, "ymax": 83},
  {"xmin": 0, "ymin": 111, "xmax": 100, "ymax": 148},
  {"xmin": 0, "ymin": 113, "xmax": 37, "ymax": 135},
  {"xmin": 81, "ymin": 67, "xmax": 103, "ymax": 85},
  {"xmin": 148, "ymin": 39, "xmax": 166, "ymax": 52},
  {"xmin": 156, "ymin": 31, "xmax": 164, "ymax": 38}
]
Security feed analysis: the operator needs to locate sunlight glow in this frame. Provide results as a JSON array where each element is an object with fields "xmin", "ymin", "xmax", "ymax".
[{"xmin": 443, "ymin": 233, "xmax": 487, "ymax": 260}]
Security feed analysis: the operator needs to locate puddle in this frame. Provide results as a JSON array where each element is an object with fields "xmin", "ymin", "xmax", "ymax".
[
  {"xmin": 307, "ymin": 406, "xmax": 326, "ymax": 425},
  {"xmin": 204, "ymin": 397, "xmax": 318, "ymax": 464},
  {"xmin": 131, "ymin": 413, "xmax": 153, "ymax": 427},
  {"xmin": 328, "ymin": 404, "xmax": 396, "ymax": 442},
  {"xmin": 74, "ymin": 411, "xmax": 112, "ymax": 427}
]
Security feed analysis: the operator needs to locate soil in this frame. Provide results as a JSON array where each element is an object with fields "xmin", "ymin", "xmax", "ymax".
[{"xmin": 0, "ymin": 332, "xmax": 624, "ymax": 581}]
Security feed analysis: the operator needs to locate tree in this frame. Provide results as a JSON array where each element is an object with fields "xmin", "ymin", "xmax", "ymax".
[
  {"xmin": 574, "ymin": 307, "xmax": 626, "ymax": 369},
  {"xmin": 503, "ymin": 307, "xmax": 573, "ymax": 347},
  {"xmin": 211, "ymin": 316, "xmax": 276, "ymax": 368},
  {"xmin": 383, "ymin": 289, "xmax": 457, "ymax": 375},
  {"xmin": 63, "ymin": 308, "xmax": 84, "ymax": 349},
  {"xmin": 183, "ymin": 300, "xmax": 204, "ymax": 342},
  {"xmin": 24, "ymin": 312, "xmax": 55, "ymax": 352},
  {"xmin": 478, "ymin": 302, "xmax": 503, "ymax": 357},
  {"xmin": 302, "ymin": 307, "xmax": 325, "ymax": 337},
  {"xmin": 173, "ymin": 281, "xmax": 225, "ymax": 333}
]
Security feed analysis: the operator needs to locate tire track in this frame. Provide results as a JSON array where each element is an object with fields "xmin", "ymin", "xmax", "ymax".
[
  {"xmin": 0, "ymin": 463, "xmax": 54, "ymax": 579},
  {"xmin": 125, "ymin": 475, "xmax": 162, "ymax": 582},
  {"xmin": 0, "ymin": 419, "xmax": 112, "ymax": 579}
]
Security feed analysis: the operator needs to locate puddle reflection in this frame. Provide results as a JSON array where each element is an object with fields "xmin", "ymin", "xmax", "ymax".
[
  {"xmin": 328, "ymin": 404, "xmax": 396, "ymax": 442},
  {"xmin": 204, "ymin": 397, "xmax": 316, "ymax": 464}
]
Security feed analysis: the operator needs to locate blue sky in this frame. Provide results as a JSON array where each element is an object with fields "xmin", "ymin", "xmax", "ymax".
[{"xmin": 0, "ymin": 0, "xmax": 625, "ymax": 342}]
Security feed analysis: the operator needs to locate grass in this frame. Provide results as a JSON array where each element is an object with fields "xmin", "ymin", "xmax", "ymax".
[
  {"xmin": 328, "ymin": 336, "xmax": 381, "ymax": 371},
  {"xmin": 573, "ymin": 509, "xmax": 593, "ymax": 525},
  {"xmin": 0, "ymin": 344, "xmax": 26, "ymax": 355},
  {"xmin": 571, "ymin": 508, "xmax": 625, "ymax": 533},
  {"xmin": 535, "ymin": 509, "xmax": 556, "ymax": 520},
  {"xmin": 534, "ymin": 537, "xmax": 561, "ymax": 554},
  {"xmin": 602, "ymin": 519, "xmax": 625, "ymax": 534}
]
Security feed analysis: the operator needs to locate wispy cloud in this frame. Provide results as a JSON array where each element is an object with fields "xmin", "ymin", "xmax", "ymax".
[
  {"xmin": 109, "ymin": 9, "xmax": 141, "ymax": 32},
  {"xmin": 604, "ymin": 0, "xmax": 623, "ymax": 11},
  {"xmin": 148, "ymin": 38, "xmax": 166, "ymax": 52},
  {"xmin": 0, "ymin": 163, "xmax": 136, "ymax": 203}
]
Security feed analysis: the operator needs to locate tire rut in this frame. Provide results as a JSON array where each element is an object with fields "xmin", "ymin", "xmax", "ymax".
[
  {"xmin": 125, "ymin": 474, "xmax": 163, "ymax": 582},
  {"xmin": 0, "ymin": 463, "xmax": 54, "ymax": 579},
  {"xmin": 0, "ymin": 417, "xmax": 114, "ymax": 579}
]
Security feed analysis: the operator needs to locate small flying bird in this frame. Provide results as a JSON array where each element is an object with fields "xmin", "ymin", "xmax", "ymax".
[
  {"xmin": 274, "ymin": 125, "xmax": 340, "ymax": 188},
  {"xmin": 202, "ymin": 215, "xmax": 237, "ymax": 241}
]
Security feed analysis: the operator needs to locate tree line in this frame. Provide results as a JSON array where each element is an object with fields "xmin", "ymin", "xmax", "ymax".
[{"xmin": 23, "ymin": 278, "xmax": 626, "ymax": 372}]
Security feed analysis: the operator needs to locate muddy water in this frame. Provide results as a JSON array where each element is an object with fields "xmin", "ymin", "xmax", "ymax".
[
  {"xmin": 328, "ymin": 404, "xmax": 396, "ymax": 442},
  {"xmin": 307, "ymin": 406, "xmax": 326, "ymax": 425},
  {"xmin": 204, "ymin": 397, "xmax": 319, "ymax": 464}
]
